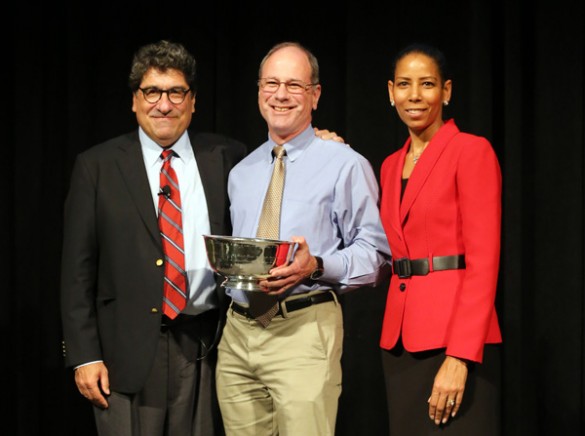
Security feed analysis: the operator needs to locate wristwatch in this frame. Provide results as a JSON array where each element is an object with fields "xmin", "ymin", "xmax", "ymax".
[{"xmin": 309, "ymin": 256, "xmax": 324, "ymax": 280}]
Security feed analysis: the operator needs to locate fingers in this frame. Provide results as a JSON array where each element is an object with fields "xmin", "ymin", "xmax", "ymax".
[
  {"xmin": 329, "ymin": 134, "xmax": 345, "ymax": 143},
  {"xmin": 428, "ymin": 391, "xmax": 464, "ymax": 425},
  {"xmin": 428, "ymin": 355, "xmax": 468, "ymax": 425},
  {"xmin": 451, "ymin": 394, "xmax": 462, "ymax": 418},
  {"xmin": 313, "ymin": 127, "xmax": 345, "ymax": 143},
  {"xmin": 261, "ymin": 236, "xmax": 312, "ymax": 292},
  {"xmin": 273, "ymin": 236, "xmax": 307, "ymax": 274},
  {"xmin": 78, "ymin": 384, "xmax": 109, "ymax": 409},
  {"xmin": 257, "ymin": 277, "xmax": 292, "ymax": 295},
  {"xmin": 257, "ymin": 271, "xmax": 305, "ymax": 295},
  {"xmin": 428, "ymin": 392, "xmax": 451, "ymax": 425},
  {"xmin": 74, "ymin": 362, "xmax": 110, "ymax": 409}
]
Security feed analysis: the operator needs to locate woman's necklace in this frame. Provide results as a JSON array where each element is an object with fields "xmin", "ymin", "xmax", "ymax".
[{"xmin": 411, "ymin": 144, "xmax": 428, "ymax": 164}]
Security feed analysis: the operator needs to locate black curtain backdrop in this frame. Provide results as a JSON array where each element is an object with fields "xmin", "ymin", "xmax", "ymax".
[{"xmin": 5, "ymin": 1, "xmax": 584, "ymax": 435}]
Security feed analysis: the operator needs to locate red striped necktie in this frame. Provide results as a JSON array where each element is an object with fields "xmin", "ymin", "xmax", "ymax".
[{"xmin": 158, "ymin": 149, "xmax": 188, "ymax": 319}]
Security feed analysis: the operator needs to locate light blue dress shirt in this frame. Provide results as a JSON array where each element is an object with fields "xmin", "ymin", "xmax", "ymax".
[
  {"xmin": 140, "ymin": 128, "xmax": 217, "ymax": 315},
  {"xmin": 227, "ymin": 125, "xmax": 391, "ymax": 304}
]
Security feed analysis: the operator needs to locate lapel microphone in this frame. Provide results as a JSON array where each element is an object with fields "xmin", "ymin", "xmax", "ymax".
[{"xmin": 158, "ymin": 185, "xmax": 171, "ymax": 198}]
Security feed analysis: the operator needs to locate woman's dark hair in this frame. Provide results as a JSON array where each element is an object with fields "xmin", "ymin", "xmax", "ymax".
[
  {"xmin": 392, "ymin": 43, "xmax": 450, "ymax": 84},
  {"xmin": 128, "ymin": 40, "xmax": 197, "ymax": 92}
]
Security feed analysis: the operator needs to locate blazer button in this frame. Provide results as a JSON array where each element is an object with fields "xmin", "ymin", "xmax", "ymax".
[
  {"xmin": 151, "ymin": 308, "xmax": 159, "ymax": 314},
  {"xmin": 156, "ymin": 259, "xmax": 164, "ymax": 267},
  {"xmin": 399, "ymin": 283, "xmax": 406, "ymax": 292}
]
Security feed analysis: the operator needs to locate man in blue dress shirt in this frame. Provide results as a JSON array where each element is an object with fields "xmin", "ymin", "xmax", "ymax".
[{"xmin": 215, "ymin": 41, "xmax": 391, "ymax": 436}]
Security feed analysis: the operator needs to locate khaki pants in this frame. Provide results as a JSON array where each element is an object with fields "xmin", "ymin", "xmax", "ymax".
[{"xmin": 216, "ymin": 292, "xmax": 343, "ymax": 436}]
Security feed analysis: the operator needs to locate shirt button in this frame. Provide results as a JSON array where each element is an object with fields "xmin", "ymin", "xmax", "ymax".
[
  {"xmin": 156, "ymin": 259, "xmax": 164, "ymax": 267},
  {"xmin": 399, "ymin": 283, "xmax": 406, "ymax": 292}
]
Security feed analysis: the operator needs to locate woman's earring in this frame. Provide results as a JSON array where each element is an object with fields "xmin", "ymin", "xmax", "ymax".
[
  {"xmin": 390, "ymin": 101, "xmax": 395, "ymax": 107},
  {"xmin": 443, "ymin": 101, "xmax": 449, "ymax": 106}
]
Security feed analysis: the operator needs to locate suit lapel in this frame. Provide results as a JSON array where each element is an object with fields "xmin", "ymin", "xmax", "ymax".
[
  {"xmin": 399, "ymin": 120, "xmax": 460, "ymax": 224},
  {"xmin": 116, "ymin": 133, "xmax": 161, "ymax": 244},
  {"xmin": 191, "ymin": 134, "xmax": 226, "ymax": 235},
  {"xmin": 113, "ymin": 132, "xmax": 230, "ymax": 247}
]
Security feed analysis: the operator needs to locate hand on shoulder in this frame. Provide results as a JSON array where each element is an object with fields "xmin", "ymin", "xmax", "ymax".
[{"xmin": 313, "ymin": 127, "xmax": 348, "ymax": 146}]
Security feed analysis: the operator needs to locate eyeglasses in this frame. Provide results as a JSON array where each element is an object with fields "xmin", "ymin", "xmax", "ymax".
[
  {"xmin": 139, "ymin": 87, "xmax": 191, "ymax": 104},
  {"xmin": 257, "ymin": 78, "xmax": 318, "ymax": 94}
]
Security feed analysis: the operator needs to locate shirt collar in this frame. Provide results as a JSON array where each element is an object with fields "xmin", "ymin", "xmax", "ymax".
[
  {"xmin": 139, "ymin": 127, "xmax": 192, "ymax": 169},
  {"xmin": 264, "ymin": 125, "xmax": 315, "ymax": 163}
]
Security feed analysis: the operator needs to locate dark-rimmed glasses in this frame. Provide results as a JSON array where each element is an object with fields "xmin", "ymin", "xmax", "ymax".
[
  {"xmin": 257, "ymin": 78, "xmax": 318, "ymax": 94},
  {"xmin": 139, "ymin": 87, "xmax": 191, "ymax": 104}
]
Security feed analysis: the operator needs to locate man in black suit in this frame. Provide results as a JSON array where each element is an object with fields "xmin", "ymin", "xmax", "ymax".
[{"xmin": 60, "ymin": 40, "xmax": 246, "ymax": 436}]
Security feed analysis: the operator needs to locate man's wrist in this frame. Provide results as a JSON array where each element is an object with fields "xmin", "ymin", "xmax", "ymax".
[{"xmin": 309, "ymin": 256, "xmax": 324, "ymax": 280}]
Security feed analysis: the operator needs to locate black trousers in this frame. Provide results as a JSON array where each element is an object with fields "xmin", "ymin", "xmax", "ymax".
[
  {"xmin": 382, "ymin": 341, "xmax": 501, "ymax": 435},
  {"xmin": 94, "ymin": 310, "xmax": 224, "ymax": 436}
]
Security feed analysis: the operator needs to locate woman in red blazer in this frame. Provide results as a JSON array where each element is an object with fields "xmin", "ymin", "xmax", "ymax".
[{"xmin": 379, "ymin": 43, "xmax": 502, "ymax": 435}]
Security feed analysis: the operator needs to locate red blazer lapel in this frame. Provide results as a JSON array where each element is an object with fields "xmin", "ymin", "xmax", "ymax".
[
  {"xmin": 399, "ymin": 119, "xmax": 460, "ymax": 224},
  {"xmin": 389, "ymin": 144, "xmax": 408, "ymax": 239},
  {"xmin": 380, "ymin": 149, "xmax": 402, "ymax": 255}
]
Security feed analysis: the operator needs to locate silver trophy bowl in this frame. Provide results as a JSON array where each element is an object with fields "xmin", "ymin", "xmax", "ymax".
[{"xmin": 203, "ymin": 235, "xmax": 296, "ymax": 291}]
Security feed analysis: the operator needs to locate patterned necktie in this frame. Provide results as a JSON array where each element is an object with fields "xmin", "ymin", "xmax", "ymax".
[
  {"xmin": 248, "ymin": 145, "xmax": 286, "ymax": 327},
  {"xmin": 158, "ymin": 150, "xmax": 188, "ymax": 319}
]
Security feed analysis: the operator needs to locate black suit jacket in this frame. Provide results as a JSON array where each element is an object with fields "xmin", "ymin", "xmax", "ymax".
[{"xmin": 60, "ymin": 130, "xmax": 246, "ymax": 393}]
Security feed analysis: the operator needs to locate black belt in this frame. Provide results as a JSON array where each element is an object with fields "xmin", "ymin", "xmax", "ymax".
[
  {"xmin": 161, "ymin": 311, "xmax": 215, "ymax": 331},
  {"xmin": 230, "ymin": 291, "xmax": 335, "ymax": 319},
  {"xmin": 392, "ymin": 255, "xmax": 465, "ymax": 278}
]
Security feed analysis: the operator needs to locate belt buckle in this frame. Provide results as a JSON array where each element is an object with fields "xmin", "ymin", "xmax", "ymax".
[{"xmin": 393, "ymin": 258, "xmax": 412, "ymax": 278}]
